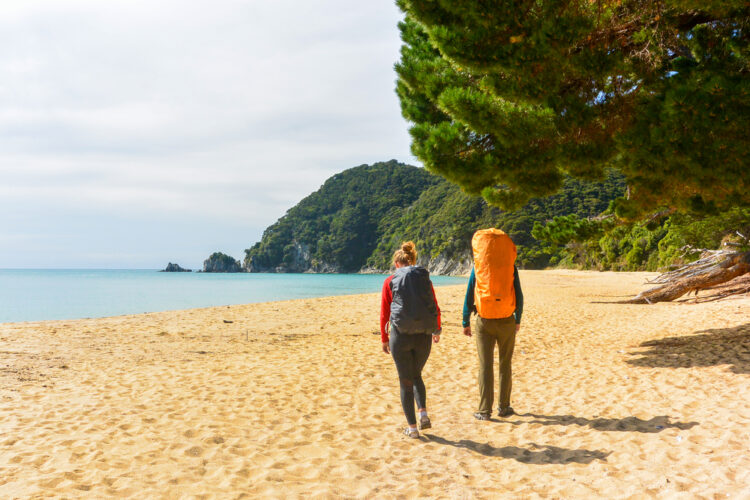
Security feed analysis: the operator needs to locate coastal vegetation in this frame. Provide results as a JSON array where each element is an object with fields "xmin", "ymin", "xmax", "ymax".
[
  {"xmin": 395, "ymin": 1, "xmax": 750, "ymax": 299},
  {"xmin": 244, "ymin": 160, "xmax": 441, "ymax": 273},
  {"xmin": 367, "ymin": 169, "xmax": 625, "ymax": 271},
  {"xmin": 242, "ymin": 161, "xmax": 748, "ymax": 278},
  {"xmin": 244, "ymin": 161, "xmax": 626, "ymax": 274},
  {"xmin": 532, "ymin": 208, "xmax": 750, "ymax": 272}
]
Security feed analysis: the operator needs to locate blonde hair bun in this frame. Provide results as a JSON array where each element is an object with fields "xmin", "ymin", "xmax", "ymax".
[{"xmin": 393, "ymin": 241, "xmax": 417, "ymax": 266}]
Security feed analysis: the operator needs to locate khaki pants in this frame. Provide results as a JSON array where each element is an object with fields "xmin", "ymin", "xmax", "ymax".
[{"xmin": 475, "ymin": 315, "xmax": 516, "ymax": 415}]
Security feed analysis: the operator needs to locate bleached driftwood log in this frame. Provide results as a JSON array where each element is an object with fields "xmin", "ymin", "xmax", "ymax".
[{"xmin": 622, "ymin": 241, "xmax": 750, "ymax": 304}]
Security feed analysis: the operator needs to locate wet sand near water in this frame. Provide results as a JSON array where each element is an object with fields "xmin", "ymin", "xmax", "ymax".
[{"xmin": 1, "ymin": 270, "xmax": 748, "ymax": 498}]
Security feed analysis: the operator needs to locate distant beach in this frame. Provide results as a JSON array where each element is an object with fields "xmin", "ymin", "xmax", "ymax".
[
  {"xmin": 1, "ymin": 270, "xmax": 748, "ymax": 498},
  {"xmin": 0, "ymin": 269, "xmax": 465, "ymax": 323}
]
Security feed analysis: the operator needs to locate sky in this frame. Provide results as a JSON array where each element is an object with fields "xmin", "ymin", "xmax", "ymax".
[{"xmin": 0, "ymin": 0, "xmax": 418, "ymax": 268}]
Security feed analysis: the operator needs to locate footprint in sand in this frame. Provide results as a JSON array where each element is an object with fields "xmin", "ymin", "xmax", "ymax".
[
  {"xmin": 63, "ymin": 470, "xmax": 83, "ymax": 481},
  {"xmin": 184, "ymin": 446, "xmax": 204, "ymax": 457},
  {"xmin": 229, "ymin": 446, "xmax": 249, "ymax": 457},
  {"xmin": 38, "ymin": 476, "xmax": 65, "ymax": 489}
]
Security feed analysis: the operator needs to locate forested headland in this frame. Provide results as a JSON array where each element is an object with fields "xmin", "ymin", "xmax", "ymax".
[{"xmin": 241, "ymin": 160, "xmax": 746, "ymax": 276}]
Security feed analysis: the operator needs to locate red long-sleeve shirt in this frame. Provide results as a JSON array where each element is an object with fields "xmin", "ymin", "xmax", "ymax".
[{"xmin": 379, "ymin": 274, "xmax": 441, "ymax": 343}]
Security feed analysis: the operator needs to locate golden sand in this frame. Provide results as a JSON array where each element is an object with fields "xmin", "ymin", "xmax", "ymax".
[{"xmin": 1, "ymin": 270, "xmax": 748, "ymax": 498}]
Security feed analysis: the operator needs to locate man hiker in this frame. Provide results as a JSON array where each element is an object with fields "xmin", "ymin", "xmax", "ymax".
[{"xmin": 462, "ymin": 228, "xmax": 524, "ymax": 420}]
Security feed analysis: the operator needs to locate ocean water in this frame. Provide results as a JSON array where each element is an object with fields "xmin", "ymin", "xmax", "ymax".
[{"xmin": 0, "ymin": 269, "xmax": 466, "ymax": 323}]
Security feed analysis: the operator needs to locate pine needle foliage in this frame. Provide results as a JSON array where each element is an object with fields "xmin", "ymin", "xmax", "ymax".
[{"xmin": 396, "ymin": 0, "xmax": 749, "ymax": 217}]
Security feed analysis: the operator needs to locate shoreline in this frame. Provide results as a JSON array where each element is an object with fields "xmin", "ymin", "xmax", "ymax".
[
  {"xmin": 0, "ymin": 269, "xmax": 662, "ymax": 327},
  {"xmin": 0, "ymin": 271, "xmax": 465, "ymax": 325},
  {"xmin": 0, "ymin": 280, "xmax": 467, "ymax": 327},
  {"xmin": 1, "ymin": 270, "xmax": 748, "ymax": 497}
]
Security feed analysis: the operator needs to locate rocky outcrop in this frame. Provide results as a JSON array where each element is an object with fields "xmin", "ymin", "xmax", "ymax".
[
  {"xmin": 203, "ymin": 252, "xmax": 243, "ymax": 273},
  {"xmin": 305, "ymin": 260, "xmax": 342, "ymax": 273},
  {"xmin": 358, "ymin": 265, "xmax": 385, "ymax": 274},
  {"xmin": 284, "ymin": 242, "xmax": 313, "ymax": 273},
  {"xmin": 359, "ymin": 251, "xmax": 473, "ymax": 276},
  {"xmin": 420, "ymin": 252, "xmax": 473, "ymax": 276},
  {"xmin": 246, "ymin": 245, "xmax": 471, "ymax": 276},
  {"xmin": 244, "ymin": 258, "xmax": 269, "ymax": 273},
  {"xmin": 246, "ymin": 242, "xmax": 342, "ymax": 273},
  {"xmin": 161, "ymin": 262, "xmax": 191, "ymax": 272}
]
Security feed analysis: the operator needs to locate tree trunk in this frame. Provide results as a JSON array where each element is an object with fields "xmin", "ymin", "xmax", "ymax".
[{"xmin": 621, "ymin": 251, "xmax": 750, "ymax": 304}]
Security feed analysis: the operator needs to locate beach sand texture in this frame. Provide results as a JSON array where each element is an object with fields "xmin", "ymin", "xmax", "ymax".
[{"xmin": 1, "ymin": 270, "xmax": 748, "ymax": 499}]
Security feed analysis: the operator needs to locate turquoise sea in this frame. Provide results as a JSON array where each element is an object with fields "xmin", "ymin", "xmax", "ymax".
[{"xmin": 0, "ymin": 269, "xmax": 466, "ymax": 323}]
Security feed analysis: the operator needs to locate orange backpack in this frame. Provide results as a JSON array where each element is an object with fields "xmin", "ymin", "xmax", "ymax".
[{"xmin": 472, "ymin": 228, "xmax": 517, "ymax": 319}]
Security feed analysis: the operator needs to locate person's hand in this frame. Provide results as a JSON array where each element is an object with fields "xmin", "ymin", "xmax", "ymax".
[
  {"xmin": 432, "ymin": 334, "xmax": 440, "ymax": 344},
  {"xmin": 463, "ymin": 326, "xmax": 471, "ymax": 337},
  {"xmin": 515, "ymin": 323, "xmax": 521, "ymax": 333},
  {"xmin": 382, "ymin": 342, "xmax": 390, "ymax": 354}
]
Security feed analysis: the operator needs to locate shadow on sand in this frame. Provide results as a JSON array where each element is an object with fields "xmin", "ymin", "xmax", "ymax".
[
  {"xmin": 507, "ymin": 414, "xmax": 698, "ymax": 433},
  {"xmin": 626, "ymin": 323, "xmax": 750, "ymax": 374},
  {"xmin": 423, "ymin": 434, "xmax": 610, "ymax": 464}
]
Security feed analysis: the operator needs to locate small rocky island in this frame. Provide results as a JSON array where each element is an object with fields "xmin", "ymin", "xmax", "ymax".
[
  {"xmin": 161, "ymin": 262, "xmax": 192, "ymax": 272},
  {"xmin": 202, "ymin": 252, "xmax": 243, "ymax": 273}
]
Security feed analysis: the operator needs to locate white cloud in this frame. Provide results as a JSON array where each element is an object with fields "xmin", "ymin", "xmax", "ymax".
[{"xmin": 0, "ymin": 0, "xmax": 419, "ymax": 267}]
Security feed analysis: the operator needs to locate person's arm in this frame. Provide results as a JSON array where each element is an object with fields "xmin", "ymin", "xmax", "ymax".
[
  {"xmin": 462, "ymin": 267, "xmax": 476, "ymax": 328},
  {"xmin": 380, "ymin": 276, "xmax": 394, "ymax": 344},
  {"xmin": 513, "ymin": 266, "xmax": 523, "ymax": 325},
  {"xmin": 429, "ymin": 283, "xmax": 441, "ymax": 340}
]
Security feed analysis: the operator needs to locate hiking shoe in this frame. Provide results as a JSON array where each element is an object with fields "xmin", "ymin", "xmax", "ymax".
[
  {"xmin": 473, "ymin": 412, "xmax": 491, "ymax": 421},
  {"xmin": 498, "ymin": 407, "xmax": 515, "ymax": 417},
  {"xmin": 403, "ymin": 427, "xmax": 419, "ymax": 439},
  {"xmin": 419, "ymin": 416, "xmax": 432, "ymax": 430}
]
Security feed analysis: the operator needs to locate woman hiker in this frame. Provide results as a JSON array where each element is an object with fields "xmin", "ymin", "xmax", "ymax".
[{"xmin": 380, "ymin": 241, "xmax": 442, "ymax": 439}]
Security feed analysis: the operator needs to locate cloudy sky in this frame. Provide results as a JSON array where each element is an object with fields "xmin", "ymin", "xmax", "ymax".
[{"xmin": 0, "ymin": 0, "xmax": 417, "ymax": 268}]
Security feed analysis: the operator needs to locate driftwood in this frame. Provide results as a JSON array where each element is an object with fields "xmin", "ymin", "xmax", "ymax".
[
  {"xmin": 681, "ymin": 274, "xmax": 750, "ymax": 303},
  {"xmin": 620, "ymin": 249, "xmax": 750, "ymax": 304}
]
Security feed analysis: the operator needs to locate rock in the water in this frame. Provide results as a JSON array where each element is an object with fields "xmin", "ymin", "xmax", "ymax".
[
  {"xmin": 161, "ymin": 262, "xmax": 192, "ymax": 272},
  {"xmin": 203, "ymin": 252, "xmax": 243, "ymax": 273}
]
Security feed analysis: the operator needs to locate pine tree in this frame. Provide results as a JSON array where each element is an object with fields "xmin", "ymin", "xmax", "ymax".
[
  {"xmin": 396, "ymin": 1, "xmax": 750, "ymax": 301},
  {"xmin": 395, "ymin": 0, "xmax": 749, "ymax": 217}
]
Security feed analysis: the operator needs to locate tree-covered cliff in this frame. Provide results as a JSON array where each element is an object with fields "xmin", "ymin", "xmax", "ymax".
[
  {"xmin": 244, "ymin": 160, "xmax": 441, "ymax": 273},
  {"xmin": 244, "ymin": 160, "xmax": 625, "ymax": 274}
]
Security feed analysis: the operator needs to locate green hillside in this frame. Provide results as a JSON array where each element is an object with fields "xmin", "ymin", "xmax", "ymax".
[
  {"xmin": 244, "ymin": 160, "xmax": 625, "ymax": 274},
  {"xmin": 244, "ymin": 160, "xmax": 441, "ymax": 273},
  {"xmin": 368, "ymin": 172, "xmax": 625, "ymax": 271}
]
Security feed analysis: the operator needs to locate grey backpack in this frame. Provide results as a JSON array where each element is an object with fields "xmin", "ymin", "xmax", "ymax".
[{"xmin": 389, "ymin": 266, "xmax": 438, "ymax": 334}]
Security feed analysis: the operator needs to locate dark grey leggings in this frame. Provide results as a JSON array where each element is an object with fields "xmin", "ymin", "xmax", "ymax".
[{"xmin": 389, "ymin": 329, "xmax": 432, "ymax": 425}]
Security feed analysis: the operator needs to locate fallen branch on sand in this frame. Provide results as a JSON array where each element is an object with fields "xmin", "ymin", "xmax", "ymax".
[
  {"xmin": 620, "ymin": 243, "xmax": 750, "ymax": 304},
  {"xmin": 679, "ymin": 274, "xmax": 750, "ymax": 303}
]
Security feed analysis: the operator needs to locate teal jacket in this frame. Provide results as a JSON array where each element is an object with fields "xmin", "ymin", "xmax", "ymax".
[{"xmin": 462, "ymin": 266, "xmax": 523, "ymax": 327}]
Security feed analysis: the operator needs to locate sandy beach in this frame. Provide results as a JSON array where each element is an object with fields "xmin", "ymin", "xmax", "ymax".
[{"xmin": 1, "ymin": 270, "xmax": 748, "ymax": 499}]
